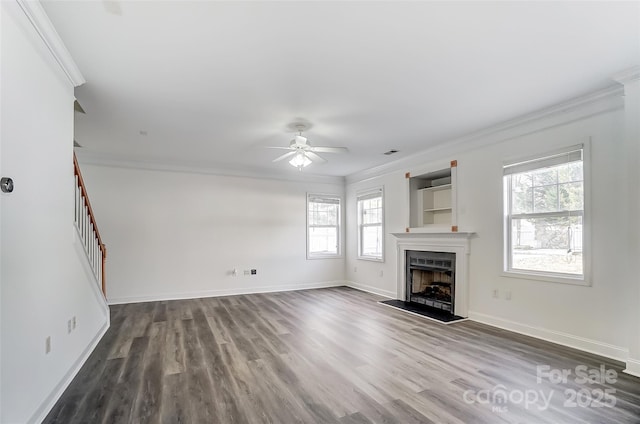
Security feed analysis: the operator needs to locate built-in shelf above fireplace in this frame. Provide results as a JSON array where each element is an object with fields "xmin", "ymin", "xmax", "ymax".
[{"xmin": 407, "ymin": 160, "xmax": 458, "ymax": 232}]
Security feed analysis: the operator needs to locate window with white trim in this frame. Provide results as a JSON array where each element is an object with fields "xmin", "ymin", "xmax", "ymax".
[
  {"xmin": 504, "ymin": 145, "xmax": 586, "ymax": 281},
  {"xmin": 357, "ymin": 188, "xmax": 384, "ymax": 261},
  {"xmin": 307, "ymin": 194, "xmax": 341, "ymax": 258}
]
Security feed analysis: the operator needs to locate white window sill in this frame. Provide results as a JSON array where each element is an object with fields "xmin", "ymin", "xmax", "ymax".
[
  {"xmin": 307, "ymin": 254, "xmax": 342, "ymax": 260},
  {"xmin": 501, "ymin": 270, "xmax": 590, "ymax": 287},
  {"xmin": 358, "ymin": 255, "xmax": 384, "ymax": 263}
]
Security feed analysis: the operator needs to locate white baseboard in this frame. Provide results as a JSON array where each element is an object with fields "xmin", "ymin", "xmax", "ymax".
[
  {"xmin": 29, "ymin": 229, "xmax": 113, "ymax": 422},
  {"xmin": 624, "ymin": 358, "xmax": 640, "ymax": 378},
  {"xmin": 29, "ymin": 318, "xmax": 110, "ymax": 424},
  {"xmin": 344, "ymin": 281, "xmax": 396, "ymax": 299},
  {"xmin": 107, "ymin": 280, "xmax": 346, "ymax": 305},
  {"xmin": 468, "ymin": 311, "xmax": 629, "ymax": 363}
]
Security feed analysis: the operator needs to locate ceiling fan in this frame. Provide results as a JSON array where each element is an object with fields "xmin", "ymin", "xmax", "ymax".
[{"xmin": 268, "ymin": 125, "xmax": 348, "ymax": 170}]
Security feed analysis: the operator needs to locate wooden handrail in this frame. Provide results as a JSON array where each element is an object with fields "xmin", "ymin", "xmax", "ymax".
[
  {"xmin": 73, "ymin": 153, "xmax": 107, "ymax": 296},
  {"xmin": 73, "ymin": 154, "xmax": 105, "ymax": 251}
]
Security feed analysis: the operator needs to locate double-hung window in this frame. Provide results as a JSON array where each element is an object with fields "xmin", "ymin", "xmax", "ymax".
[
  {"xmin": 503, "ymin": 144, "xmax": 587, "ymax": 283},
  {"xmin": 357, "ymin": 188, "xmax": 384, "ymax": 261},
  {"xmin": 307, "ymin": 194, "xmax": 341, "ymax": 258}
]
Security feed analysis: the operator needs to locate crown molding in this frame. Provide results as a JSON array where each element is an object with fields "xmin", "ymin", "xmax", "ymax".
[
  {"xmin": 346, "ymin": 84, "xmax": 624, "ymax": 184},
  {"xmin": 17, "ymin": 0, "xmax": 85, "ymax": 87},
  {"xmin": 74, "ymin": 150, "xmax": 346, "ymax": 185},
  {"xmin": 78, "ymin": 82, "xmax": 624, "ymax": 187},
  {"xmin": 612, "ymin": 66, "xmax": 640, "ymax": 85}
]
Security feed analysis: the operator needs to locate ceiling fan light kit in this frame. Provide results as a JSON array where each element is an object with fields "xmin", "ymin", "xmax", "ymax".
[
  {"xmin": 289, "ymin": 152, "xmax": 312, "ymax": 170},
  {"xmin": 269, "ymin": 124, "xmax": 348, "ymax": 171}
]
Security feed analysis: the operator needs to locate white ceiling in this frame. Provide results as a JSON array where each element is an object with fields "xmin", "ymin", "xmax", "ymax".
[{"xmin": 42, "ymin": 1, "xmax": 639, "ymax": 178}]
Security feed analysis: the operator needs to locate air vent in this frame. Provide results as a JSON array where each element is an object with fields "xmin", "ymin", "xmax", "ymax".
[{"xmin": 384, "ymin": 149, "xmax": 399, "ymax": 155}]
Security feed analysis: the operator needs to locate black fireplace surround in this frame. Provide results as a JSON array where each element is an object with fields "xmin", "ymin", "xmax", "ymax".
[{"xmin": 406, "ymin": 250, "xmax": 456, "ymax": 315}]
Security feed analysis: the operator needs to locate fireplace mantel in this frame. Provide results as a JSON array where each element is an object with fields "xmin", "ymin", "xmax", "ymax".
[
  {"xmin": 392, "ymin": 231, "xmax": 474, "ymax": 317},
  {"xmin": 391, "ymin": 231, "xmax": 474, "ymax": 240}
]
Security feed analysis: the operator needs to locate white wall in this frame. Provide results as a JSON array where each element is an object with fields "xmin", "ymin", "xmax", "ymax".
[
  {"xmin": 345, "ymin": 170, "xmax": 408, "ymax": 298},
  {"xmin": 617, "ymin": 74, "xmax": 640, "ymax": 376},
  {"xmin": 346, "ymin": 95, "xmax": 634, "ymax": 361},
  {"xmin": 79, "ymin": 165, "xmax": 346, "ymax": 303},
  {"xmin": 0, "ymin": 2, "xmax": 109, "ymax": 423}
]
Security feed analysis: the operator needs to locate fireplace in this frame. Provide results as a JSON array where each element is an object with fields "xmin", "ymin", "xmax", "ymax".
[
  {"xmin": 392, "ymin": 231, "xmax": 472, "ymax": 318},
  {"xmin": 406, "ymin": 251, "xmax": 456, "ymax": 314}
]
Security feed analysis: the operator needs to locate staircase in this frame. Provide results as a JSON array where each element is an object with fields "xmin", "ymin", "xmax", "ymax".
[{"xmin": 73, "ymin": 153, "xmax": 107, "ymax": 296}]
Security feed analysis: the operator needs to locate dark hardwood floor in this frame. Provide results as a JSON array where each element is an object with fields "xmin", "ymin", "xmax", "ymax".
[{"xmin": 44, "ymin": 287, "xmax": 640, "ymax": 423}]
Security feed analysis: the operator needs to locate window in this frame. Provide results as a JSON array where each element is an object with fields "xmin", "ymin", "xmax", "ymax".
[
  {"xmin": 504, "ymin": 145, "xmax": 586, "ymax": 283},
  {"xmin": 307, "ymin": 194, "xmax": 341, "ymax": 258},
  {"xmin": 357, "ymin": 188, "xmax": 384, "ymax": 261}
]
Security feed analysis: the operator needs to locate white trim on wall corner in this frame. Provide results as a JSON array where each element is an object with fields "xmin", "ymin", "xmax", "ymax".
[
  {"xmin": 345, "ymin": 281, "xmax": 395, "ymax": 299},
  {"xmin": 468, "ymin": 311, "xmax": 628, "ymax": 363},
  {"xmin": 623, "ymin": 359, "xmax": 640, "ymax": 378},
  {"xmin": 107, "ymin": 281, "xmax": 346, "ymax": 305},
  {"xmin": 612, "ymin": 66, "xmax": 640, "ymax": 85},
  {"xmin": 16, "ymin": 0, "xmax": 85, "ymax": 87},
  {"xmin": 29, "ymin": 318, "xmax": 109, "ymax": 424}
]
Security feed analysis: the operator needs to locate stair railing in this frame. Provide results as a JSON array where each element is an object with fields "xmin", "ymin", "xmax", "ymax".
[{"xmin": 73, "ymin": 153, "xmax": 106, "ymax": 297}]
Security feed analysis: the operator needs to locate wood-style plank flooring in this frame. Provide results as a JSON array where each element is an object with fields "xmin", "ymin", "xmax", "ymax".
[{"xmin": 44, "ymin": 287, "xmax": 640, "ymax": 423}]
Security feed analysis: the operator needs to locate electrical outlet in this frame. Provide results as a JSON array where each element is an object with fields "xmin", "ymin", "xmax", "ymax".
[
  {"xmin": 354, "ymin": 266, "xmax": 357, "ymax": 273},
  {"xmin": 72, "ymin": 316, "xmax": 77, "ymax": 329},
  {"xmin": 251, "ymin": 269, "xmax": 257, "ymax": 275},
  {"xmin": 45, "ymin": 336, "xmax": 51, "ymax": 354},
  {"xmin": 505, "ymin": 291, "xmax": 512, "ymax": 301},
  {"xmin": 67, "ymin": 320, "xmax": 72, "ymax": 334},
  {"xmin": 244, "ymin": 270, "xmax": 250, "ymax": 276},
  {"xmin": 232, "ymin": 269, "xmax": 238, "ymax": 277},
  {"xmin": 492, "ymin": 289, "xmax": 499, "ymax": 299},
  {"xmin": 379, "ymin": 270, "xmax": 384, "ymax": 277}
]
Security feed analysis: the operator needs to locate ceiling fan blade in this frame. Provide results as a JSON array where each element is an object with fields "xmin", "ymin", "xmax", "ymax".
[
  {"xmin": 272, "ymin": 151, "xmax": 296, "ymax": 162},
  {"xmin": 265, "ymin": 146, "xmax": 294, "ymax": 150},
  {"xmin": 309, "ymin": 146, "xmax": 348, "ymax": 154},
  {"xmin": 305, "ymin": 151, "xmax": 327, "ymax": 163}
]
